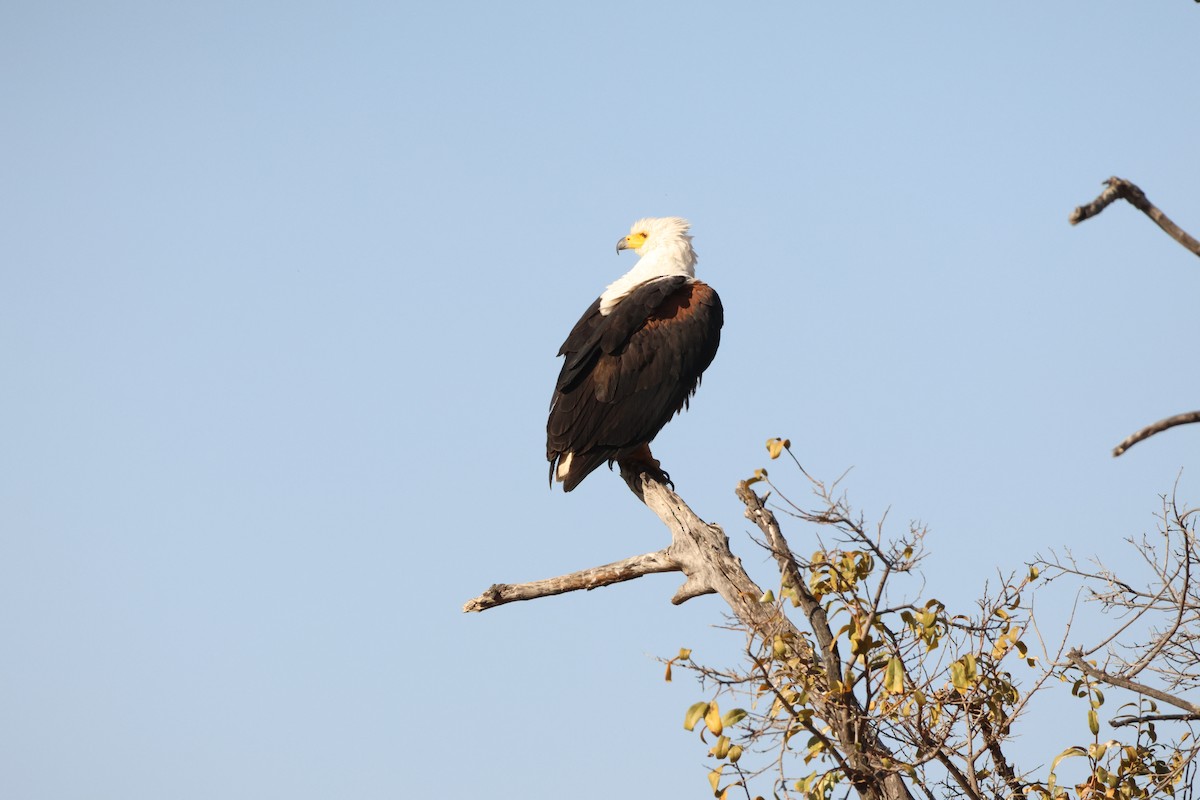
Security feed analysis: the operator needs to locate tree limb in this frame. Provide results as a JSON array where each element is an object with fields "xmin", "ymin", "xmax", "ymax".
[
  {"xmin": 1066, "ymin": 649, "xmax": 1200, "ymax": 717},
  {"xmin": 1069, "ymin": 176, "xmax": 1200, "ymax": 456},
  {"xmin": 1109, "ymin": 713, "xmax": 1200, "ymax": 728},
  {"xmin": 1069, "ymin": 176, "xmax": 1200, "ymax": 258},
  {"xmin": 1113, "ymin": 411, "xmax": 1200, "ymax": 458},
  {"xmin": 462, "ymin": 549, "xmax": 680, "ymax": 612}
]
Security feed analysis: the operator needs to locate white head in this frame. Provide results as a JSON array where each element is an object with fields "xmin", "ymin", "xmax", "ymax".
[{"xmin": 601, "ymin": 216, "xmax": 698, "ymax": 314}]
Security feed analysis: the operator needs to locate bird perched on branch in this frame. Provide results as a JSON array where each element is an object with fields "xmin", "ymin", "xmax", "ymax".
[{"xmin": 547, "ymin": 217, "xmax": 723, "ymax": 491}]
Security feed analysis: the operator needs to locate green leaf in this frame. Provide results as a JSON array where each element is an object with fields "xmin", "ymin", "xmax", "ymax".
[
  {"xmin": 684, "ymin": 702, "xmax": 710, "ymax": 731},
  {"xmin": 1088, "ymin": 708, "xmax": 1099, "ymax": 736}
]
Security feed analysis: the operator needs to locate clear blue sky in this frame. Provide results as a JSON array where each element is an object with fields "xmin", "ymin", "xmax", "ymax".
[{"xmin": 2, "ymin": 3, "xmax": 1198, "ymax": 798}]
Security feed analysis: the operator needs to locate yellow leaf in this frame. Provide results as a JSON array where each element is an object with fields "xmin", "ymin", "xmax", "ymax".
[
  {"xmin": 1028, "ymin": 565, "xmax": 1040, "ymax": 581},
  {"xmin": 1049, "ymin": 745, "xmax": 1087, "ymax": 776},
  {"xmin": 728, "ymin": 745, "xmax": 743, "ymax": 763},
  {"xmin": 950, "ymin": 661, "xmax": 968, "ymax": 691},
  {"xmin": 678, "ymin": 648, "xmax": 692, "ymax": 660},
  {"xmin": 708, "ymin": 766, "xmax": 724, "ymax": 794},
  {"xmin": 664, "ymin": 662, "xmax": 672, "ymax": 682},
  {"xmin": 721, "ymin": 708, "xmax": 749, "ymax": 728},
  {"xmin": 884, "ymin": 657, "xmax": 905, "ymax": 694},
  {"xmin": 760, "ymin": 589, "xmax": 775, "ymax": 603},
  {"xmin": 706, "ymin": 700, "xmax": 724, "ymax": 736},
  {"xmin": 755, "ymin": 467, "xmax": 768, "ymax": 480},
  {"xmin": 684, "ymin": 702, "xmax": 710, "ymax": 731},
  {"xmin": 710, "ymin": 735, "xmax": 731, "ymax": 759},
  {"xmin": 1088, "ymin": 708, "xmax": 1099, "ymax": 736},
  {"xmin": 766, "ymin": 438, "xmax": 787, "ymax": 459}
]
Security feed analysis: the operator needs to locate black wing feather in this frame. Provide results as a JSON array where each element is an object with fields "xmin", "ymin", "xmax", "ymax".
[{"xmin": 547, "ymin": 277, "xmax": 723, "ymax": 490}]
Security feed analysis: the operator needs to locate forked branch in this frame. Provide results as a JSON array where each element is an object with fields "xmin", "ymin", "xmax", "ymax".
[
  {"xmin": 463, "ymin": 465, "xmax": 773, "ymax": 611},
  {"xmin": 1069, "ymin": 176, "xmax": 1200, "ymax": 258}
]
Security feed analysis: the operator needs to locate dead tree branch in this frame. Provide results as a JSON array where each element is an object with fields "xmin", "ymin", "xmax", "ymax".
[
  {"xmin": 1110, "ymin": 713, "xmax": 1200, "ymax": 728},
  {"xmin": 462, "ymin": 550, "xmax": 679, "ymax": 612},
  {"xmin": 465, "ymin": 467, "xmax": 918, "ymax": 800},
  {"xmin": 1069, "ymin": 176, "xmax": 1200, "ymax": 258},
  {"xmin": 1113, "ymin": 411, "xmax": 1200, "ymax": 458},
  {"xmin": 1066, "ymin": 649, "xmax": 1200, "ymax": 717},
  {"xmin": 1069, "ymin": 176, "xmax": 1200, "ymax": 456}
]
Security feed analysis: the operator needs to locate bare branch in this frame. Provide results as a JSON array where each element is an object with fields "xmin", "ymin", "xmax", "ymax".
[
  {"xmin": 1066, "ymin": 648, "xmax": 1200, "ymax": 717},
  {"xmin": 1069, "ymin": 176, "xmax": 1200, "ymax": 258},
  {"xmin": 1113, "ymin": 411, "xmax": 1200, "ymax": 457},
  {"xmin": 1109, "ymin": 713, "xmax": 1200, "ymax": 728},
  {"xmin": 462, "ymin": 549, "xmax": 679, "ymax": 612},
  {"xmin": 1069, "ymin": 177, "xmax": 1200, "ymax": 458}
]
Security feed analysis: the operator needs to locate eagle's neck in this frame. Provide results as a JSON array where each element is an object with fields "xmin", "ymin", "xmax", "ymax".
[{"xmin": 599, "ymin": 242, "xmax": 697, "ymax": 315}]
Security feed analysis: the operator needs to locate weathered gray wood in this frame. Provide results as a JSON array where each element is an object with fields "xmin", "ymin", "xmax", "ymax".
[{"xmin": 462, "ymin": 550, "xmax": 679, "ymax": 612}]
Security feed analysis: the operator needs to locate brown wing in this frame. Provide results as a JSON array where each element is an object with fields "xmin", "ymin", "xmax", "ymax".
[{"xmin": 547, "ymin": 278, "xmax": 723, "ymax": 491}]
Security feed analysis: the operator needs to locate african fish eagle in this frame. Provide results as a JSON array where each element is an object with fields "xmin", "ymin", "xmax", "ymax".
[{"xmin": 546, "ymin": 217, "xmax": 723, "ymax": 491}]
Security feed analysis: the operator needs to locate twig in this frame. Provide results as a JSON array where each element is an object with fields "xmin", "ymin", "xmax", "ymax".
[{"xmin": 1069, "ymin": 176, "xmax": 1200, "ymax": 258}]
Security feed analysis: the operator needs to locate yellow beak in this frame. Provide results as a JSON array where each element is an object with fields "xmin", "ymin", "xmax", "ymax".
[{"xmin": 616, "ymin": 232, "xmax": 647, "ymax": 253}]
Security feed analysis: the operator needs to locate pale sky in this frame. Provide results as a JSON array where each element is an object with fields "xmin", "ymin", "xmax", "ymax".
[{"xmin": 2, "ymin": 3, "xmax": 1198, "ymax": 798}]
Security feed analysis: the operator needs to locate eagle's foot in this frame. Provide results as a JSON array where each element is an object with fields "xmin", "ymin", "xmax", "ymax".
[{"xmin": 619, "ymin": 444, "xmax": 673, "ymax": 490}]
